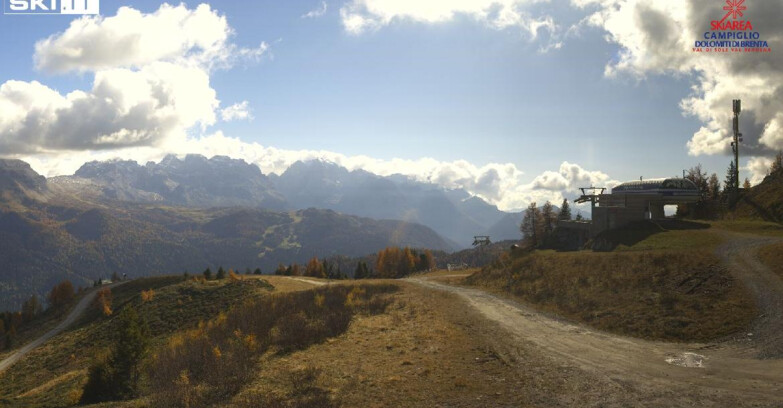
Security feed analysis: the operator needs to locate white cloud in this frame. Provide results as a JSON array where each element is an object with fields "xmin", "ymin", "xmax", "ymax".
[
  {"xmin": 0, "ymin": 3, "xmax": 266, "ymax": 155},
  {"xmin": 746, "ymin": 156, "xmax": 773, "ymax": 185},
  {"xmin": 220, "ymin": 101, "xmax": 253, "ymax": 121},
  {"xmin": 34, "ymin": 3, "xmax": 260, "ymax": 73},
  {"xmin": 340, "ymin": 0, "xmax": 558, "ymax": 42},
  {"xmin": 0, "ymin": 62, "xmax": 216, "ymax": 154},
  {"xmin": 302, "ymin": 1, "xmax": 328, "ymax": 18},
  {"xmin": 5, "ymin": 1, "xmax": 617, "ymax": 213},
  {"xmin": 578, "ymin": 0, "xmax": 783, "ymax": 159},
  {"xmin": 527, "ymin": 161, "xmax": 619, "ymax": 198}
]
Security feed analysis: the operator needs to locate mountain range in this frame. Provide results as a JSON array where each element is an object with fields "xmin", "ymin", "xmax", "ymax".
[
  {"xmin": 53, "ymin": 155, "xmax": 523, "ymax": 247},
  {"xmin": 0, "ymin": 155, "xmax": 526, "ymax": 310},
  {"xmin": 0, "ymin": 157, "xmax": 461, "ymax": 310}
]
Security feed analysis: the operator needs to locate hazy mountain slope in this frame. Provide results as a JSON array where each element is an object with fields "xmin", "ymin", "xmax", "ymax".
[
  {"xmin": 58, "ymin": 154, "xmax": 287, "ymax": 209},
  {"xmin": 483, "ymin": 211, "xmax": 523, "ymax": 242},
  {"xmin": 0, "ymin": 159, "xmax": 49, "ymax": 207},
  {"xmin": 0, "ymin": 189, "xmax": 452, "ymax": 312},
  {"xmin": 0, "ymin": 160, "xmax": 46, "ymax": 194},
  {"xmin": 52, "ymin": 156, "xmax": 520, "ymax": 248},
  {"xmin": 274, "ymin": 160, "xmax": 514, "ymax": 247}
]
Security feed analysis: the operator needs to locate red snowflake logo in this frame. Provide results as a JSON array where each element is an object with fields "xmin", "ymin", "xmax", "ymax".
[{"xmin": 722, "ymin": 0, "xmax": 747, "ymax": 21}]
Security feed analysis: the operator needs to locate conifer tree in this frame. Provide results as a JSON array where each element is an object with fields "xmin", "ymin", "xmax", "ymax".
[
  {"xmin": 770, "ymin": 151, "xmax": 783, "ymax": 175},
  {"xmin": 112, "ymin": 307, "xmax": 149, "ymax": 398},
  {"xmin": 520, "ymin": 202, "xmax": 542, "ymax": 247},
  {"xmin": 354, "ymin": 262, "xmax": 370, "ymax": 279},
  {"xmin": 48, "ymin": 280, "xmax": 75, "ymax": 310},
  {"xmin": 558, "ymin": 199, "xmax": 572, "ymax": 221},
  {"xmin": 686, "ymin": 164, "xmax": 709, "ymax": 195},
  {"xmin": 724, "ymin": 161, "xmax": 738, "ymax": 192},
  {"xmin": 21, "ymin": 294, "xmax": 42, "ymax": 322},
  {"xmin": 541, "ymin": 201, "xmax": 556, "ymax": 235},
  {"xmin": 707, "ymin": 173, "xmax": 721, "ymax": 200},
  {"xmin": 287, "ymin": 263, "xmax": 301, "ymax": 276},
  {"xmin": 81, "ymin": 306, "xmax": 149, "ymax": 403},
  {"xmin": 275, "ymin": 263, "xmax": 287, "ymax": 275}
]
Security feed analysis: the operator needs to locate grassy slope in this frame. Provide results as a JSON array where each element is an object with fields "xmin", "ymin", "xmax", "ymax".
[
  {"xmin": 0, "ymin": 291, "xmax": 91, "ymax": 361},
  {"xmin": 711, "ymin": 220, "xmax": 783, "ymax": 237},
  {"xmin": 588, "ymin": 219, "xmax": 723, "ymax": 252},
  {"xmin": 236, "ymin": 282, "xmax": 548, "ymax": 407},
  {"xmin": 1, "ymin": 277, "xmax": 585, "ymax": 408},
  {"xmin": 0, "ymin": 276, "xmax": 273, "ymax": 408},
  {"xmin": 467, "ymin": 224, "xmax": 756, "ymax": 342},
  {"xmin": 733, "ymin": 172, "xmax": 783, "ymax": 223}
]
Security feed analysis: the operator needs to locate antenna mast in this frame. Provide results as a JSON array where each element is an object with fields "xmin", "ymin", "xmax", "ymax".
[{"xmin": 731, "ymin": 99, "xmax": 743, "ymax": 204}]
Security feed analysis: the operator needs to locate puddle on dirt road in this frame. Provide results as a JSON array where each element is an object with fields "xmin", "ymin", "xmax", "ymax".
[{"xmin": 665, "ymin": 352, "xmax": 707, "ymax": 368}]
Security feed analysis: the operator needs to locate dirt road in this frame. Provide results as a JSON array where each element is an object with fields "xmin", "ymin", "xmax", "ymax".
[
  {"xmin": 0, "ymin": 284, "xmax": 120, "ymax": 374},
  {"xmin": 289, "ymin": 277, "xmax": 329, "ymax": 286},
  {"xmin": 408, "ymin": 234, "xmax": 783, "ymax": 405},
  {"xmin": 716, "ymin": 233, "xmax": 783, "ymax": 358}
]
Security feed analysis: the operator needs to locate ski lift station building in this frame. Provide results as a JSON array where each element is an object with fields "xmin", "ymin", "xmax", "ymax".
[{"xmin": 561, "ymin": 178, "xmax": 701, "ymax": 238}]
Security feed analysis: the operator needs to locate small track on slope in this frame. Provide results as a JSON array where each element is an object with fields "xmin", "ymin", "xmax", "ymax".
[{"xmin": 0, "ymin": 283, "xmax": 124, "ymax": 374}]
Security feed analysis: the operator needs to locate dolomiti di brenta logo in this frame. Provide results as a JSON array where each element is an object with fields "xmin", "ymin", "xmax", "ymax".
[
  {"xmin": 4, "ymin": 0, "xmax": 99, "ymax": 15},
  {"xmin": 693, "ymin": 0, "xmax": 771, "ymax": 53}
]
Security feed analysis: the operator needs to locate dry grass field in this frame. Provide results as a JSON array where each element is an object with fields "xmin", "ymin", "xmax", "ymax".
[
  {"xmin": 466, "ymin": 249, "xmax": 756, "ymax": 342},
  {"xmin": 2, "ymin": 265, "xmax": 781, "ymax": 407}
]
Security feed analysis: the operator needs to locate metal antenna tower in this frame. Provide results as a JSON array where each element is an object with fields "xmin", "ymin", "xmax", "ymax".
[{"xmin": 731, "ymin": 99, "xmax": 743, "ymax": 204}]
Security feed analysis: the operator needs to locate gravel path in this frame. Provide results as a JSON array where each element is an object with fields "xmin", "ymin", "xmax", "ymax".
[
  {"xmin": 0, "ymin": 283, "xmax": 123, "ymax": 374},
  {"xmin": 716, "ymin": 232, "xmax": 783, "ymax": 358},
  {"xmin": 408, "ymin": 234, "xmax": 783, "ymax": 404}
]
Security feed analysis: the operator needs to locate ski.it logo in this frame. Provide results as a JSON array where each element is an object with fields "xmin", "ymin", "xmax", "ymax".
[{"xmin": 4, "ymin": 0, "xmax": 99, "ymax": 15}]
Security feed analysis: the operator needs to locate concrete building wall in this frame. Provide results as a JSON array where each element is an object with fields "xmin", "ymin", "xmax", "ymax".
[{"xmin": 589, "ymin": 194, "xmax": 695, "ymax": 236}]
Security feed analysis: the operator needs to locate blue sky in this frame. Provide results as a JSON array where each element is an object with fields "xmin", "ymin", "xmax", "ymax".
[{"xmin": 0, "ymin": 0, "xmax": 780, "ymax": 210}]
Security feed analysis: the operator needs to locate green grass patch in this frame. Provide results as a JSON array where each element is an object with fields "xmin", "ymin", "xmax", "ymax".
[
  {"xmin": 711, "ymin": 220, "xmax": 783, "ymax": 237},
  {"xmin": 589, "ymin": 220, "xmax": 723, "ymax": 252},
  {"xmin": 613, "ymin": 229, "xmax": 723, "ymax": 252},
  {"xmin": 467, "ymin": 249, "xmax": 756, "ymax": 342}
]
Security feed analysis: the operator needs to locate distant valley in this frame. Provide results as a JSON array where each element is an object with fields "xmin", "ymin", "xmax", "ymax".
[{"xmin": 0, "ymin": 155, "xmax": 520, "ymax": 309}]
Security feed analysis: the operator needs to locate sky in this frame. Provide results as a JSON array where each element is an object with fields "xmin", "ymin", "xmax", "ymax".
[{"xmin": 0, "ymin": 0, "xmax": 781, "ymax": 211}]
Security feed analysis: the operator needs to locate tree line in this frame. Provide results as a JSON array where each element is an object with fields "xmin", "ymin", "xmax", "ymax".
[
  {"xmin": 520, "ymin": 198, "xmax": 576, "ymax": 248},
  {"xmin": 0, "ymin": 280, "xmax": 77, "ymax": 351},
  {"xmin": 373, "ymin": 247, "xmax": 435, "ymax": 279},
  {"xmin": 271, "ymin": 257, "xmax": 349, "ymax": 279},
  {"xmin": 679, "ymin": 152, "xmax": 782, "ymax": 218}
]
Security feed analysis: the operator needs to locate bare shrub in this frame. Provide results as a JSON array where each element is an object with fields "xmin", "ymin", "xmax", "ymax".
[
  {"xmin": 140, "ymin": 289, "xmax": 155, "ymax": 302},
  {"xmin": 148, "ymin": 284, "xmax": 397, "ymax": 406},
  {"xmin": 96, "ymin": 288, "xmax": 112, "ymax": 316},
  {"xmin": 236, "ymin": 366, "xmax": 337, "ymax": 408}
]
